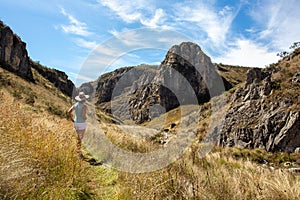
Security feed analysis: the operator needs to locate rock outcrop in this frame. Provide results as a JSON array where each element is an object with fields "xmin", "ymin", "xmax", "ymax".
[
  {"xmin": 0, "ymin": 20, "xmax": 33, "ymax": 81},
  {"xmin": 218, "ymin": 67, "xmax": 300, "ymax": 152},
  {"xmin": 31, "ymin": 61, "xmax": 75, "ymax": 97},
  {"xmin": 128, "ymin": 42, "xmax": 232, "ymax": 123},
  {"xmin": 95, "ymin": 42, "xmax": 231, "ymax": 123}
]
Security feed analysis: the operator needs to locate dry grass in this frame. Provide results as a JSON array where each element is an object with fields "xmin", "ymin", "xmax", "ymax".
[
  {"xmin": 216, "ymin": 63, "xmax": 250, "ymax": 86},
  {"xmin": 0, "ymin": 90, "xmax": 119, "ymax": 199},
  {"xmin": 99, "ymin": 122, "xmax": 160, "ymax": 153},
  {"xmin": 0, "ymin": 91, "xmax": 90, "ymax": 199},
  {"xmin": 0, "ymin": 67, "xmax": 71, "ymax": 118},
  {"xmin": 266, "ymin": 48, "xmax": 300, "ymax": 109},
  {"xmin": 118, "ymin": 145, "xmax": 300, "ymax": 200}
]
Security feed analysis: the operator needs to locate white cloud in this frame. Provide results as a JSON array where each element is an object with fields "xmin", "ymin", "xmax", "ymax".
[
  {"xmin": 98, "ymin": 0, "xmax": 147, "ymax": 23},
  {"xmin": 97, "ymin": 0, "xmax": 168, "ymax": 29},
  {"xmin": 74, "ymin": 38, "xmax": 98, "ymax": 49},
  {"xmin": 140, "ymin": 8, "xmax": 166, "ymax": 28},
  {"xmin": 214, "ymin": 39, "xmax": 278, "ymax": 67},
  {"xmin": 60, "ymin": 7, "xmax": 92, "ymax": 36}
]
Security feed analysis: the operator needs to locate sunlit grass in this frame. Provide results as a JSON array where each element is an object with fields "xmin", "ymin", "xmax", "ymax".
[
  {"xmin": 119, "ymin": 145, "xmax": 300, "ymax": 200},
  {"xmin": 0, "ymin": 91, "xmax": 119, "ymax": 199}
]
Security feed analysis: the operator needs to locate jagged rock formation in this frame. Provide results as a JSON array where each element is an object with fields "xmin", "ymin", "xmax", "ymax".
[
  {"xmin": 94, "ymin": 42, "xmax": 232, "ymax": 123},
  {"xmin": 218, "ymin": 66, "xmax": 300, "ymax": 152},
  {"xmin": 0, "ymin": 20, "xmax": 33, "ymax": 81},
  {"xmin": 93, "ymin": 65, "xmax": 157, "ymax": 119}
]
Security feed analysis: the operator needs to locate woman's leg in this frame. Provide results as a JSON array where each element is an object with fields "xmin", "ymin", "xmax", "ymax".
[{"xmin": 76, "ymin": 129, "xmax": 85, "ymax": 158}]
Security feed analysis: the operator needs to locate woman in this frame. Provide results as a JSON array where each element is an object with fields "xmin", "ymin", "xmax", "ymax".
[{"xmin": 68, "ymin": 91, "xmax": 89, "ymax": 159}]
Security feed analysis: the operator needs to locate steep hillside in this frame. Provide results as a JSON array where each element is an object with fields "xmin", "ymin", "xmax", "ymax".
[
  {"xmin": 30, "ymin": 60, "xmax": 75, "ymax": 97},
  {"xmin": 0, "ymin": 66, "xmax": 70, "ymax": 118},
  {"xmin": 218, "ymin": 48, "xmax": 300, "ymax": 152}
]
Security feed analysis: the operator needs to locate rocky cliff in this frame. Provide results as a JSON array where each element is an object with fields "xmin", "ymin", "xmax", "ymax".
[
  {"xmin": 0, "ymin": 20, "xmax": 33, "ymax": 81},
  {"xmin": 93, "ymin": 42, "xmax": 232, "ymax": 123},
  {"xmin": 218, "ymin": 49, "xmax": 300, "ymax": 152}
]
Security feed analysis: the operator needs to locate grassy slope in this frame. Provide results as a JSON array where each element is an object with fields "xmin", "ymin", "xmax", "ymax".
[
  {"xmin": 0, "ymin": 67, "xmax": 119, "ymax": 199},
  {"xmin": 216, "ymin": 63, "xmax": 250, "ymax": 86}
]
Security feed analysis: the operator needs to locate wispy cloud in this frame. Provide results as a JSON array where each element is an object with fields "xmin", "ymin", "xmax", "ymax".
[
  {"xmin": 249, "ymin": 0, "xmax": 300, "ymax": 50},
  {"xmin": 98, "ymin": 0, "xmax": 241, "ymax": 47},
  {"xmin": 172, "ymin": 2, "xmax": 239, "ymax": 47},
  {"xmin": 140, "ymin": 8, "xmax": 166, "ymax": 28},
  {"xmin": 74, "ymin": 38, "xmax": 98, "ymax": 49},
  {"xmin": 69, "ymin": 72, "xmax": 95, "ymax": 83},
  {"xmin": 60, "ymin": 7, "xmax": 92, "ymax": 37},
  {"xmin": 98, "ymin": 0, "xmax": 147, "ymax": 23}
]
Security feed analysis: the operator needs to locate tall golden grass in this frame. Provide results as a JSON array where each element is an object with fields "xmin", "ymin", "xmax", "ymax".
[
  {"xmin": 0, "ymin": 91, "xmax": 118, "ymax": 199},
  {"xmin": 119, "ymin": 145, "xmax": 300, "ymax": 200}
]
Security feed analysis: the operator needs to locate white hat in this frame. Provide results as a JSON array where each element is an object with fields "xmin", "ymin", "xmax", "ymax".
[{"xmin": 75, "ymin": 92, "xmax": 89, "ymax": 102}]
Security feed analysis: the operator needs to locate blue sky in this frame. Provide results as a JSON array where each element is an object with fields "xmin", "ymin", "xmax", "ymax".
[{"xmin": 0, "ymin": 0, "xmax": 299, "ymax": 86}]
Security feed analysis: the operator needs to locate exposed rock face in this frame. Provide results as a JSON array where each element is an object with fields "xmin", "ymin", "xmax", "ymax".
[
  {"xmin": 94, "ymin": 66, "xmax": 157, "ymax": 118},
  {"xmin": 0, "ymin": 20, "xmax": 33, "ymax": 80},
  {"xmin": 95, "ymin": 42, "xmax": 231, "ymax": 123},
  {"xmin": 78, "ymin": 82, "xmax": 96, "ymax": 97},
  {"xmin": 95, "ymin": 67, "xmax": 134, "ymax": 104},
  {"xmin": 31, "ymin": 61, "xmax": 75, "ymax": 97},
  {"xmin": 128, "ymin": 42, "xmax": 231, "ymax": 123},
  {"xmin": 218, "ymin": 68, "xmax": 300, "ymax": 152}
]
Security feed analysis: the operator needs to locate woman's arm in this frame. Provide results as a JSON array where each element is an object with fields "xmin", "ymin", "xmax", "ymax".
[
  {"xmin": 67, "ymin": 106, "xmax": 74, "ymax": 122},
  {"xmin": 82, "ymin": 105, "xmax": 87, "ymax": 121}
]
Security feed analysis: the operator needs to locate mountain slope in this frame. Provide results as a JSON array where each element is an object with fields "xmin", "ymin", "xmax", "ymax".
[{"xmin": 218, "ymin": 48, "xmax": 300, "ymax": 152}]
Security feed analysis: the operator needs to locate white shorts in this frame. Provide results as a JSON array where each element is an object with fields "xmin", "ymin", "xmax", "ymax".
[{"xmin": 74, "ymin": 122, "xmax": 86, "ymax": 131}]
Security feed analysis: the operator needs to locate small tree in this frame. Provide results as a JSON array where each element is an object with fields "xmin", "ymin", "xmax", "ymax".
[
  {"xmin": 289, "ymin": 42, "xmax": 300, "ymax": 50},
  {"xmin": 276, "ymin": 51, "xmax": 289, "ymax": 58}
]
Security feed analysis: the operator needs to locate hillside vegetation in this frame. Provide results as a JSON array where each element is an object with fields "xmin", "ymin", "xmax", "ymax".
[{"xmin": 0, "ymin": 67, "xmax": 118, "ymax": 199}]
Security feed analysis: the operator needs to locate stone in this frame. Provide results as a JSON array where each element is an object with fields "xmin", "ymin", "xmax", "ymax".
[
  {"xmin": 287, "ymin": 168, "xmax": 300, "ymax": 173},
  {"xmin": 292, "ymin": 72, "xmax": 300, "ymax": 83}
]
